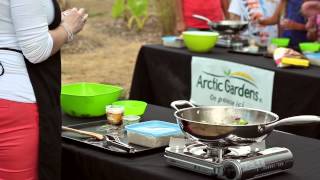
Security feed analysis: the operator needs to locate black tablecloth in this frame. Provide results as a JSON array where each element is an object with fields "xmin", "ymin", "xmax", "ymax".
[
  {"xmin": 62, "ymin": 105, "xmax": 320, "ymax": 180},
  {"xmin": 129, "ymin": 45, "xmax": 320, "ymax": 138}
]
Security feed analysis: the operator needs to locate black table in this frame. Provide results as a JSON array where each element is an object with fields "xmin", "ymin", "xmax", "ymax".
[
  {"xmin": 62, "ymin": 104, "xmax": 320, "ymax": 180},
  {"xmin": 129, "ymin": 45, "xmax": 320, "ymax": 138}
]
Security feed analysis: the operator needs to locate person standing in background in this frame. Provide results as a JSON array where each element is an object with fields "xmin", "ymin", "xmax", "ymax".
[
  {"xmin": 229, "ymin": 0, "xmax": 280, "ymax": 46},
  {"xmin": 259, "ymin": 0, "xmax": 308, "ymax": 49},
  {"xmin": 175, "ymin": 0, "xmax": 230, "ymax": 34},
  {"xmin": 0, "ymin": 0, "xmax": 87, "ymax": 179},
  {"xmin": 301, "ymin": 0, "xmax": 320, "ymax": 41}
]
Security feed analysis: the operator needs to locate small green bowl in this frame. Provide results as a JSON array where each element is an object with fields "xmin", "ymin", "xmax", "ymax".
[
  {"xmin": 112, "ymin": 100, "xmax": 147, "ymax": 116},
  {"xmin": 299, "ymin": 42, "xmax": 320, "ymax": 53},
  {"xmin": 183, "ymin": 31, "xmax": 219, "ymax": 53},
  {"xmin": 271, "ymin": 38, "xmax": 290, "ymax": 47}
]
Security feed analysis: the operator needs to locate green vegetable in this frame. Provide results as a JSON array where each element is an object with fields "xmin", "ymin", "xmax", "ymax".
[
  {"xmin": 238, "ymin": 119, "xmax": 249, "ymax": 125},
  {"xmin": 232, "ymin": 118, "xmax": 249, "ymax": 125}
]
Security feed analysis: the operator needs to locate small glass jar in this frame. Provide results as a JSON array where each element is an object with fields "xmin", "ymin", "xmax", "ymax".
[
  {"xmin": 232, "ymin": 42, "xmax": 243, "ymax": 51},
  {"xmin": 106, "ymin": 105, "xmax": 124, "ymax": 125}
]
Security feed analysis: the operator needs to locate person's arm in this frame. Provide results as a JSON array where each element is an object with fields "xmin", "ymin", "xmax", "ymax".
[
  {"xmin": 49, "ymin": 27, "xmax": 68, "ymax": 55},
  {"xmin": 175, "ymin": 0, "xmax": 186, "ymax": 34},
  {"xmin": 301, "ymin": 0, "xmax": 320, "ymax": 40},
  {"xmin": 258, "ymin": 0, "xmax": 286, "ymax": 25},
  {"xmin": 301, "ymin": 0, "xmax": 320, "ymax": 18},
  {"xmin": 280, "ymin": 19, "xmax": 306, "ymax": 31},
  {"xmin": 50, "ymin": 8, "xmax": 88, "ymax": 55},
  {"xmin": 221, "ymin": 0, "xmax": 230, "ymax": 20},
  {"xmin": 229, "ymin": 13, "xmax": 241, "ymax": 20},
  {"xmin": 11, "ymin": 0, "xmax": 87, "ymax": 63},
  {"xmin": 228, "ymin": 0, "xmax": 241, "ymax": 20}
]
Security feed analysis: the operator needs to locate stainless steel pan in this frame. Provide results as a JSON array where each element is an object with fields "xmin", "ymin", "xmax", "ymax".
[
  {"xmin": 192, "ymin": 14, "xmax": 248, "ymax": 35},
  {"xmin": 171, "ymin": 100, "xmax": 320, "ymax": 147}
]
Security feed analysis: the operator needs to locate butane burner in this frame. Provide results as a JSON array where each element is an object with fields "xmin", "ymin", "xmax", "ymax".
[
  {"xmin": 216, "ymin": 35, "xmax": 248, "ymax": 48},
  {"xmin": 165, "ymin": 139, "xmax": 294, "ymax": 180}
]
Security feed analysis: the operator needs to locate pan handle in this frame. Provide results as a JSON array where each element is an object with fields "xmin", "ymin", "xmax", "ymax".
[
  {"xmin": 192, "ymin": 14, "xmax": 212, "ymax": 24},
  {"xmin": 170, "ymin": 100, "xmax": 196, "ymax": 111},
  {"xmin": 266, "ymin": 115, "xmax": 320, "ymax": 129}
]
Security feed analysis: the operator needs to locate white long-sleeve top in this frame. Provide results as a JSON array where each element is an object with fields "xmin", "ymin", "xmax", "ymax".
[{"xmin": 0, "ymin": 0, "xmax": 54, "ymax": 103}]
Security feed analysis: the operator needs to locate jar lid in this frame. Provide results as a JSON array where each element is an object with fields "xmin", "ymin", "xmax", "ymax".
[
  {"xmin": 123, "ymin": 115, "xmax": 141, "ymax": 121},
  {"xmin": 106, "ymin": 105, "xmax": 124, "ymax": 113}
]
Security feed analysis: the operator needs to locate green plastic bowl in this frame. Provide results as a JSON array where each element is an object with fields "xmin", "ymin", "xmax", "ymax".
[
  {"xmin": 112, "ymin": 100, "xmax": 147, "ymax": 116},
  {"xmin": 61, "ymin": 82, "xmax": 123, "ymax": 117},
  {"xmin": 299, "ymin": 42, "xmax": 320, "ymax": 53},
  {"xmin": 183, "ymin": 31, "xmax": 219, "ymax": 53},
  {"xmin": 271, "ymin": 38, "xmax": 290, "ymax": 47}
]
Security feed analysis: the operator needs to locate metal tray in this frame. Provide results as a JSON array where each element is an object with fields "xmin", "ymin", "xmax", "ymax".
[{"xmin": 62, "ymin": 120, "xmax": 164, "ymax": 156}]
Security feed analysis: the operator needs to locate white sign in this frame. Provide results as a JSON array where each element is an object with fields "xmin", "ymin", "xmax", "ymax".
[{"xmin": 191, "ymin": 57, "xmax": 275, "ymax": 111}]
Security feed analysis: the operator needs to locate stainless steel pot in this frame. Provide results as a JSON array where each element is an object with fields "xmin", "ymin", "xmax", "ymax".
[
  {"xmin": 171, "ymin": 100, "xmax": 320, "ymax": 147},
  {"xmin": 192, "ymin": 14, "xmax": 248, "ymax": 35}
]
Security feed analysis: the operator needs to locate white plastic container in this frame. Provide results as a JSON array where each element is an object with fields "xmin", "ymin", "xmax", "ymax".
[
  {"xmin": 125, "ymin": 120, "xmax": 182, "ymax": 148},
  {"xmin": 123, "ymin": 115, "xmax": 141, "ymax": 126},
  {"xmin": 305, "ymin": 53, "xmax": 320, "ymax": 66},
  {"xmin": 162, "ymin": 36, "xmax": 184, "ymax": 48}
]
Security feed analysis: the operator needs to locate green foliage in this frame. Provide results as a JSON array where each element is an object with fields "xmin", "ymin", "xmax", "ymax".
[
  {"xmin": 127, "ymin": 0, "xmax": 148, "ymax": 17},
  {"xmin": 111, "ymin": 0, "xmax": 125, "ymax": 18},
  {"xmin": 111, "ymin": 0, "xmax": 149, "ymax": 31}
]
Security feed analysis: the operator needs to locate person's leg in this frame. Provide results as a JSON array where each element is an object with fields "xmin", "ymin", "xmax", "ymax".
[{"xmin": 0, "ymin": 99, "xmax": 39, "ymax": 180}]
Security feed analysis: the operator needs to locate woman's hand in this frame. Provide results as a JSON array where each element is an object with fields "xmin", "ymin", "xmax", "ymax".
[
  {"xmin": 49, "ymin": 7, "xmax": 88, "ymax": 55},
  {"xmin": 280, "ymin": 19, "xmax": 294, "ymax": 30},
  {"xmin": 280, "ymin": 19, "xmax": 306, "ymax": 31},
  {"xmin": 61, "ymin": 8, "xmax": 88, "ymax": 35}
]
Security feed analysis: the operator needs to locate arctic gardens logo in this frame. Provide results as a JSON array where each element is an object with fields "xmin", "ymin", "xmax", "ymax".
[
  {"xmin": 196, "ymin": 69, "xmax": 261, "ymax": 102},
  {"xmin": 221, "ymin": 69, "xmax": 256, "ymax": 87}
]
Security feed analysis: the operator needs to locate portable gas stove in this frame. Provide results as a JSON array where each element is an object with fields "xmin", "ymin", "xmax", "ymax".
[
  {"xmin": 216, "ymin": 35, "xmax": 249, "ymax": 48},
  {"xmin": 165, "ymin": 138, "xmax": 293, "ymax": 180}
]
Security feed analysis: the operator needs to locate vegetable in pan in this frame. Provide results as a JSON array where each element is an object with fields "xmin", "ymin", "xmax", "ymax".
[{"xmin": 233, "ymin": 117, "xmax": 249, "ymax": 125}]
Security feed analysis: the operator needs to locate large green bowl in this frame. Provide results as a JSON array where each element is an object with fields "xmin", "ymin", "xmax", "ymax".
[
  {"xmin": 299, "ymin": 42, "xmax": 320, "ymax": 53},
  {"xmin": 61, "ymin": 82, "xmax": 123, "ymax": 117},
  {"xmin": 271, "ymin": 38, "xmax": 290, "ymax": 47},
  {"xmin": 112, "ymin": 100, "xmax": 147, "ymax": 116},
  {"xmin": 183, "ymin": 31, "xmax": 219, "ymax": 53}
]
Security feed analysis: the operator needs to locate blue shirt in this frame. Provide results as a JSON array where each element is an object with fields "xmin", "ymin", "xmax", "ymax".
[{"xmin": 282, "ymin": 0, "xmax": 308, "ymax": 49}]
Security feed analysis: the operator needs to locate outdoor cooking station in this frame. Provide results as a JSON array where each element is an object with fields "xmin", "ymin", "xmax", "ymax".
[
  {"xmin": 61, "ymin": 24, "xmax": 320, "ymax": 178},
  {"xmin": 61, "ymin": 104, "xmax": 320, "ymax": 180},
  {"xmin": 129, "ymin": 45, "xmax": 320, "ymax": 139}
]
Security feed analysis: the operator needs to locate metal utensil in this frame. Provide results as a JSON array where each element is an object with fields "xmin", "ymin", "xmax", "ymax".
[
  {"xmin": 170, "ymin": 100, "xmax": 320, "ymax": 147},
  {"xmin": 192, "ymin": 14, "xmax": 249, "ymax": 35},
  {"xmin": 62, "ymin": 126, "xmax": 135, "ymax": 153}
]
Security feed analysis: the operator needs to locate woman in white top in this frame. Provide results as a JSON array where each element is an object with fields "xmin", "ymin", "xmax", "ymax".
[
  {"xmin": 228, "ymin": 0, "xmax": 280, "ymax": 46},
  {"xmin": 0, "ymin": 0, "xmax": 87, "ymax": 179}
]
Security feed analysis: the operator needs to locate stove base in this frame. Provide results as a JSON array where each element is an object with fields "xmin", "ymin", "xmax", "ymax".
[{"xmin": 165, "ymin": 146, "xmax": 293, "ymax": 180}]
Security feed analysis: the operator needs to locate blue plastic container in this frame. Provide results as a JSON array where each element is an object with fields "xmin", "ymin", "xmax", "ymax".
[{"xmin": 125, "ymin": 120, "xmax": 182, "ymax": 147}]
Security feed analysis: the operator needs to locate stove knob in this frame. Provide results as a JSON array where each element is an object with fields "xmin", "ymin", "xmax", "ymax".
[{"xmin": 223, "ymin": 165, "xmax": 237, "ymax": 179}]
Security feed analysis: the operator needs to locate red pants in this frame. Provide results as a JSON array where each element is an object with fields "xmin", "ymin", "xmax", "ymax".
[{"xmin": 0, "ymin": 99, "xmax": 38, "ymax": 180}]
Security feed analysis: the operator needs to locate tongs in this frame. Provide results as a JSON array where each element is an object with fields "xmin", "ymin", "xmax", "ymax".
[
  {"xmin": 104, "ymin": 134, "xmax": 135, "ymax": 153},
  {"xmin": 62, "ymin": 126, "xmax": 135, "ymax": 153}
]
